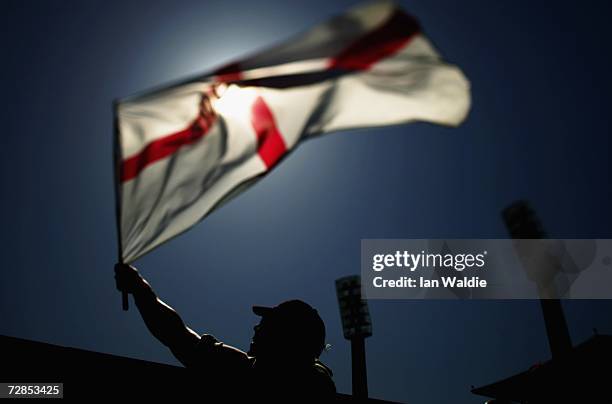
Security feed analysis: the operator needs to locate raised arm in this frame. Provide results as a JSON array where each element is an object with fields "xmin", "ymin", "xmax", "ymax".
[{"xmin": 114, "ymin": 263, "xmax": 200, "ymax": 366}]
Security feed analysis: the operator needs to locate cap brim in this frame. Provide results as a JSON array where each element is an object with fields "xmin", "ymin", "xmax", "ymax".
[{"xmin": 252, "ymin": 305, "xmax": 273, "ymax": 316}]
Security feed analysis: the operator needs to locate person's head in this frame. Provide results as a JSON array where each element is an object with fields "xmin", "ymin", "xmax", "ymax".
[{"xmin": 248, "ymin": 300, "xmax": 326, "ymax": 364}]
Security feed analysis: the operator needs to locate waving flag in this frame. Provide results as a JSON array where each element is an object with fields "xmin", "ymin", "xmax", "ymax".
[{"xmin": 114, "ymin": 0, "xmax": 471, "ymax": 263}]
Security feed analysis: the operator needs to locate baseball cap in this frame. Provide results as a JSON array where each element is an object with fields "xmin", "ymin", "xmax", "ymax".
[{"xmin": 252, "ymin": 300, "xmax": 326, "ymax": 357}]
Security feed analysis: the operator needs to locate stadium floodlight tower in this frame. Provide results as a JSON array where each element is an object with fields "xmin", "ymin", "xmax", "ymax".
[
  {"xmin": 335, "ymin": 275, "xmax": 372, "ymax": 399},
  {"xmin": 502, "ymin": 200, "xmax": 572, "ymax": 358}
]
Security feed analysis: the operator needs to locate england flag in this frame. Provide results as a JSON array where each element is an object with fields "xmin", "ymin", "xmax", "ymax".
[{"xmin": 115, "ymin": 1, "xmax": 471, "ymax": 263}]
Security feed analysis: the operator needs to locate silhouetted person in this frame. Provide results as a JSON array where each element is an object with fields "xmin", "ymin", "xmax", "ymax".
[{"xmin": 114, "ymin": 263, "xmax": 336, "ymax": 401}]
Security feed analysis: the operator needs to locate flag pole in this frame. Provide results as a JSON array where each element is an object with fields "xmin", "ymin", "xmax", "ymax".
[{"xmin": 112, "ymin": 100, "xmax": 129, "ymax": 311}]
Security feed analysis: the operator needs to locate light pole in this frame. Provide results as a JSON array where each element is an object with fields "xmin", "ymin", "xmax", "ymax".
[
  {"xmin": 336, "ymin": 275, "xmax": 372, "ymax": 399},
  {"xmin": 502, "ymin": 200, "xmax": 573, "ymax": 358}
]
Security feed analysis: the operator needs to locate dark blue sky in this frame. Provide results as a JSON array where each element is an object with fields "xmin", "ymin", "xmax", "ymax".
[{"xmin": 2, "ymin": 1, "xmax": 612, "ymax": 403}]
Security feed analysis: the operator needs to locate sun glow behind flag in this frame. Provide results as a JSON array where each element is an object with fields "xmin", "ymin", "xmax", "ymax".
[{"xmin": 114, "ymin": 1, "xmax": 471, "ymax": 263}]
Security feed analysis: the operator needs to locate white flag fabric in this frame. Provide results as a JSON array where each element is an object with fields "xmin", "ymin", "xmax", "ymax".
[{"xmin": 115, "ymin": 0, "xmax": 471, "ymax": 263}]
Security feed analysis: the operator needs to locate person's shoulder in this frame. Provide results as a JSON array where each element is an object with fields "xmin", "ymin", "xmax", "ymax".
[
  {"xmin": 311, "ymin": 360, "xmax": 337, "ymax": 394},
  {"xmin": 196, "ymin": 333, "xmax": 251, "ymax": 360},
  {"xmin": 179, "ymin": 335, "xmax": 254, "ymax": 400},
  {"xmin": 190, "ymin": 333, "xmax": 253, "ymax": 371},
  {"xmin": 313, "ymin": 360, "xmax": 333, "ymax": 377}
]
